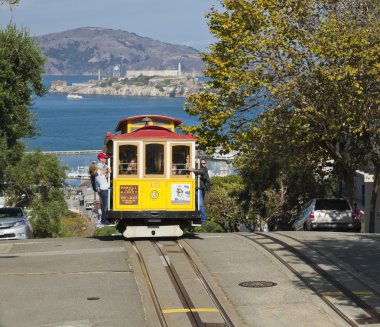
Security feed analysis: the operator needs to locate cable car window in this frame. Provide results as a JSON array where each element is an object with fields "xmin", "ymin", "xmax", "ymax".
[
  {"xmin": 172, "ymin": 145, "xmax": 190, "ymax": 176},
  {"xmin": 119, "ymin": 144, "xmax": 138, "ymax": 175},
  {"xmin": 145, "ymin": 143, "xmax": 164, "ymax": 175}
]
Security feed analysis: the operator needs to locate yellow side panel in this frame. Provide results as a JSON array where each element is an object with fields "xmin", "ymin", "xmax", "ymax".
[
  {"xmin": 113, "ymin": 179, "xmax": 141, "ymax": 211},
  {"xmin": 113, "ymin": 178, "xmax": 195, "ymax": 211},
  {"xmin": 141, "ymin": 180, "xmax": 167, "ymax": 210}
]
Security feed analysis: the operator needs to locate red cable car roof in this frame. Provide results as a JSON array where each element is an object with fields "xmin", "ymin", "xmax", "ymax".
[
  {"xmin": 115, "ymin": 115, "xmax": 183, "ymax": 132},
  {"xmin": 111, "ymin": 125, "xmax": 197, "ymax": 141}
]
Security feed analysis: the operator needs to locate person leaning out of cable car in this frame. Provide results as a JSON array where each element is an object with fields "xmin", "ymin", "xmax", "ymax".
[
  {"xmin": 188, "ymin": 159, "xmax": 211, "ymax": 200},
  {"xmin": 188, "ymin": 159, "xmax": 210, "ymax": 224}
]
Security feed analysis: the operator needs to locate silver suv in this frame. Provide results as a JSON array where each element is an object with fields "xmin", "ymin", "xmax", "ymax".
[{"xmin": 292, "ymin": 198, "xmax": 360, "ymax": 232}]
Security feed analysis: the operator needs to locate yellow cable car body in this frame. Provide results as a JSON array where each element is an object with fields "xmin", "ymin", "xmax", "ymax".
[{"xmin": 104, "ymin": 115, "xmax": 201, "ymax": 238}]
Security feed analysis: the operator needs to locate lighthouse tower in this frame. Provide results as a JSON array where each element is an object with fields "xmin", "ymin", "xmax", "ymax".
[
  {"xmin": 113, "ymin": 65, "xmax": 120, "ymax": 78},
  {"xmin": 178, "ymin": 62, "xmax": 181, "ymax": 76}
]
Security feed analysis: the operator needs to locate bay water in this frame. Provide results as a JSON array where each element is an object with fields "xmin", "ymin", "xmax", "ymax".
[{"xmin": 26, "ymin": 76, "xmax": 200, "ymax": 169}]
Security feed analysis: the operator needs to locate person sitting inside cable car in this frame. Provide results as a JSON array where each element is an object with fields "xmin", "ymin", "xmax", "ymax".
[
  {"xmin": 175, "ymin": 154, "xmax": 190, "ymax": 175},
  {"xmin": 126, "ymin": 158, "xmax": 137, "ymax": 175}
]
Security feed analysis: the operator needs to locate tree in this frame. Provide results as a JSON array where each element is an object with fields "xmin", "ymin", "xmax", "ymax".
[
  {"xmin": 5, "ymin": 151, "xmax": 66, "ymax": 206},
  {"xmin": 235, "ymin": 125, "xmax": 337, "ymax": 229},
  {"xmin": 31, "ymin": 190, "xmax": 68, "ymax": 238},
  {"xmin": 0, "ymin": 24, "xmax": 46, "ymax": 192},
  {"xmin": 5, "ymin": 151, "xmax": 68, "ymax": 237},
  {"xmin": 0, "ymin": 4, "xmax": 71, "ymax": 237},
  {"xmin": 185, "ymin": 0, "xmax": 380, "ymax": 231},
  {"xmin": 205, "ymin": 175, "xmax": 246, "ymax": 231}
]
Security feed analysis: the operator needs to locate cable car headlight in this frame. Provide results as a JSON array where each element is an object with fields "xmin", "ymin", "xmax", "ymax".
[{"xmin": 151, "ymin": 190, "xmax": 159, "ymax": 199}]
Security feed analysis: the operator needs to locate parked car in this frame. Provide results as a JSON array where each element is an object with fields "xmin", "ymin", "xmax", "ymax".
[
  {"xmin": 0, "ymin": 207, "xmax": 34, "ymax": 240},
  {"xmin": 292, "ymin": 198, "xmax": 360, "ymax": 232}
]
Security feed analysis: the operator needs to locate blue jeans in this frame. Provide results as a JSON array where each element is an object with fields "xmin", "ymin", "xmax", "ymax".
[
  {"xmin": 99, "ymin": 189, "xmax": 109, "ymax": 223},
  {"xmin": 196, "ymin": 189, "xmax": 207, "ymax": 223}
]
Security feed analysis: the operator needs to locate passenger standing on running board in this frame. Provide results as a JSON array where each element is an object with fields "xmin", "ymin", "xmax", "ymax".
[
  {"xmin": 97, "ymin": 152, "xmax": 111, "ymax": 225},
  {"xmin": 188, "ymin": 159, "xmax": 210, "ymax": 223},
  {"xmin": 188, "ymin": 159, "xmax": 211, "ymax": 200}
]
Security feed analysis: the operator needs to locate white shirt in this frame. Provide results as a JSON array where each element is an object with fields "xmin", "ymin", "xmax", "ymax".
[{"xmin": 96, "ymin": 162, "xmax": 109, "ymax": 190}]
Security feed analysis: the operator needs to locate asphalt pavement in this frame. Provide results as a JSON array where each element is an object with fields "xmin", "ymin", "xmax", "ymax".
[
  {"xmin": 0, "ymin": 232, "xmax": 379, "ymax": 327},
  {"xmin": 0, "ymin": 237, "xmax": 145, "ymax": 327}
]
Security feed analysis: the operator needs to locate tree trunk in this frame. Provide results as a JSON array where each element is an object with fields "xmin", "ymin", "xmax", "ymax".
[{"xmin": 369, "ymin": 164, "xmax": 380, "ymax": 233}]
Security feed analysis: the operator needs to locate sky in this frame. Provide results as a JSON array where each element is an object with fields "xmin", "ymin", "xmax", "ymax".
[{"xmin": 0, "ymin": 0, "xmax": 221, "ymax": 50}]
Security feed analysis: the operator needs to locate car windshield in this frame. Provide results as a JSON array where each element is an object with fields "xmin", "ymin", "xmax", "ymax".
[
  {"xmin": 315, "ymin": 199, "xmax": 351, "ymax": 211},
  {"xmin": 0, "ymin": 208, "xmax": 23, "ymax": 219}
]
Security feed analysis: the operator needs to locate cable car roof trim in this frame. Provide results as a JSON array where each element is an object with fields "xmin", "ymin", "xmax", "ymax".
[
  {"xmin": 115, "ymin": 115, "xmax": 183, "ymax": 132},
  {"xmin": 111, "ymin": 125, "xmax": 197, "ymax": 140}
]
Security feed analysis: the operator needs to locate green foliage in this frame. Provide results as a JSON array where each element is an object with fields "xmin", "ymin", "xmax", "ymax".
[
  {"xmin": 5, "ymin": 151, "xmax": 66, "ymax": 207},
  {"xmin": 0, "ymin": 24, "xmax": 46, "ymax": 193},
  {"xmin": 120, "ymin": 75, "xmax": 151, "ymax": 86},
  {"xmin": 155, "ymin": 85, "xmax": 164, "ymax": 92},
  {"xmin": 99, "ymin": 77, "xmax": 119, "ymax": 87},
  {"xmin": 93, "ymin": 226, "xmax": 119, "ymax": 237},
  {"xmin": 60, "ymin": 214, "xmax": 90, "ymax": 237},
  {"xmin": 169, "ymin": 88, "xmax": 176, "ymax": 97},
  {"xmin": 30, "ymin": 189, "xmax": 69, "ymax": 238},
  {"xmin": 204, "ymin": 175, "xmax": 245, "ymax": 232},
  {"xmin": 4, "ymin": 151, "xmax": 69, "ymax": 238},
  {"xmin": 184, "ymin": 0, "xmax": 380, "ymax": 228},
  {"xmin": 236, "ymin": 149, "xmax": 336, "ymax": 226},
  {"xmin": 0, "ymin": 24, "xmax": 46, "ymax": 148},
  {"xmin": 0, "ymin": 14, "xmax": 71, "ymax": 237}
]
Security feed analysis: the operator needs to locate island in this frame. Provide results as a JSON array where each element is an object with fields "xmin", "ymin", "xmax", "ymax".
[{"xmin": 50, "ymin": 71, "xmax": 204, "ymax": 98}]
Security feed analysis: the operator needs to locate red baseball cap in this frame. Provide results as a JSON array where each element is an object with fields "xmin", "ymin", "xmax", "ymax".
[{"xmin": 97, "ymin": 152, "xmax": 109, "ymax": 160}]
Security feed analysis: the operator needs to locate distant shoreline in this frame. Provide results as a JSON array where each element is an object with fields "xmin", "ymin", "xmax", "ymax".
[{"xmin": 49, "ymin": 74, "xmax": 204, "ymax": 98}]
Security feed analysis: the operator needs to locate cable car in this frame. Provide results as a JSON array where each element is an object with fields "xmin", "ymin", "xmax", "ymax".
[{"xmin": 103, "ymin": 115, "xmax": 201, "ymax": 238}]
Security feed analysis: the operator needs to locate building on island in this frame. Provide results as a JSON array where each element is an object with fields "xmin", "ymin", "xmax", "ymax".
[
  {"xmin": 51, "ymin": 80, "xmax": 67, "ymax": 88},
  {"xmin": 125, "ymin": 63, "xmax": 182, "ymax": 79}
]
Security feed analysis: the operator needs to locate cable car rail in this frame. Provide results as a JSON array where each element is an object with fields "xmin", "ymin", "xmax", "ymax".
[
  {"xmin": 275, "ymin": 232, "xmax": 380, "ymax": 299},
  {"xmin": 237, "ymin": 233, "xmax": 380, "ymax": 326},
  {"xmin": 131, "ymin": 240, "xmax": 235, "ymax": 327}
]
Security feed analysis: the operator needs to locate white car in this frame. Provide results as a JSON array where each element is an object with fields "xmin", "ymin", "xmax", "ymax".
[
  {"xmin": 292, "ymin": 198, "xmax": 360, "ymax": 232},
  {"xmin": 0, "ymin": 207, "xmax": 34, "ymax": 240}
]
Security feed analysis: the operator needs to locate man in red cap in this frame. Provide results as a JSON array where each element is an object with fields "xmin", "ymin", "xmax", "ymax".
[{"xmin": 96, "ymin": 152, "xmax": 111, "ymax": 225}]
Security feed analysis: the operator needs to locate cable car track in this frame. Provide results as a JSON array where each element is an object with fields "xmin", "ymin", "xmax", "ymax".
[
  {"xmin": 131, "ymin": 241, "xmax": 168, "ymax": 327},
  {"xmin": 275, "ymin": 232, "xmax": 380, "ymax": 299},
  {"xmin": 131, "ymin": 240, "xmax": 235, "ymax": 327},
  {"xmin": 237, "ymin": 233, "xmax": 380, "ymax": 326}
]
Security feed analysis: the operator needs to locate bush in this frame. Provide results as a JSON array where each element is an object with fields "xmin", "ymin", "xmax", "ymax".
[
  {"xmin": 31, "ymin": 196, "xmax": 68, "ymax": 238},
  {"xmin": 60, "ymin": 214, "xmax": 90, "ymax": 237},
  {"xmin": 93, "ymin": 226, "xmax": 119, "ymax": 237}
]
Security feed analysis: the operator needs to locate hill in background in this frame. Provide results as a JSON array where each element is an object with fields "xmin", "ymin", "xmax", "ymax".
[{"xmin": 35, "ymin": 27, "xmax": 205, "ymax": 76}]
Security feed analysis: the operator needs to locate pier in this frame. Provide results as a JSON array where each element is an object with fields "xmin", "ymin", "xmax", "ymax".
[
  {"xmin": 41, "ymin": 150, "xmax": 101, "ymax": 156},
  {"xmin": 66, "ymin": 171, "xmax": 90, "ymax": 179}
]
